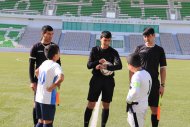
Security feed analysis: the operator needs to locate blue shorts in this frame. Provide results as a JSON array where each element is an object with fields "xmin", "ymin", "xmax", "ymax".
[{"xmin": 35, "ymin": 102, "xmax": 56, "ymax": 121}]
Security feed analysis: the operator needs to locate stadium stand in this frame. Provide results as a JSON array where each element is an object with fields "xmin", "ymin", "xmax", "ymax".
[
  {"xmin": 56, "ymin": 5, "xmax": 78, "ymax": 16},
  {"xmin": 19, "ymin": 28, "xmax": 61, "ymax": 48},
  {"xmin": 0, "ymin": 24, "xmax": 26, "ymax": 48},
  {"xmin": 8, "ymin": 31, "xmax": 19, "ymax": 39},
  {"xmin": 155, "ymin": 37, "xmax": 161, "ymax": 46},
  {"xmin": 0, "ymin": 31, "xmax": 6, "ymax": 40},
  {"xmin": 17, "ymin": 1, "xmax": 28, "ymax": 10},
  {"xmin": 19, "ymin": 28, "xmax": 41, "ymax": 48},
  {"xmin": 118, "ymin": 0, "xmax": 142, "ymax": 18},
  {"xmin": 0, "ymin": 0, "xmax": 190, "ymax": 56},
  {"xmin": 172, "ymin": 34, "xmax": 183, "ymax": 55},
  {"xmin": 176, "ymin": 33, "xmax": 190, "ymax": 55},
  {"xmin": 144, "ymin": 8, "xmax": 167, "ymax": 19},
  {"xmin": 144, "ymin": 0, "xmax": 168, "ymax": 5},
  {"xmin": 180, "ymin": 2, "xmax": 190, "ymax": 19},
  {"xmin": 0, "ymin": 31, "xmax": 6, "ymax": 46},
  {"xmin": 0, "ymin": 0, "xmax": 190, "ymax": 19},
  {"xmin": 124, "ymin": 35, "xmax": 130, "ymax": 52},
  {"xmin": 61, "ymin": 32, "xmax": 91, "ymax": 51},
  {"xmin": 59, "ymin": 33, "xmax": 65, "ymax": 50},
  {"xmin": 0, "ymin": 24, "xmax": 26, "ymax": 29},
  {"xmin": 57, "ymin": 0, "xmax": 80, "ymax": 2},
  {"xmin": 129, "ymin": 35, "xmax": 144, "ymax": 52},
  {"xmin": 0, "ymin": 0, "xmax": 17, "ymax": 10},
  {"xmin": 0, "ymin": 0, "xmax": 44, "ymax": 15},
  {"xmin": 28, "ymin": 0, "xmax": 44, "ymax": 13},
  {"xmin": 89, "ymin": 34, "xmax": 96, "ymax": 50},
  {"xmin": 143, "ymin": 0, "xmax": 169, "ymax": 19},
  {"xmin": 160, "ymin": 33, "xmax": 177, "ymax": 54},
  {"xmin": 81, "ymin": 0, "xmax": 105, "ymax": 16},
  {"xmin": 0, "ymin": 40, "xmax": 14, "ymax": 47},
  {"xmin": 0, "ymin": 22, "xmax": 188, "ymax": 56}
]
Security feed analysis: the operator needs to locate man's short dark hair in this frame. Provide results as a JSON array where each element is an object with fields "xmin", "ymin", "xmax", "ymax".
[
  {"xmin": 143, "ymin": 27, "xmax": 155, "ymax": 36},
  {"xmin": 100, "ymin": 31, "xmax": 112, "ymax": 39},
  {"xmin": 127, "ymin": 53, "xmax": 141, "ymax": 68},
  {"xmin": 42, "ymin": 25, "xmax": 53, "ymax": 34},
  {"xmin": 47, "ymin": 44, "xmax": 60, "ymax": 60}
]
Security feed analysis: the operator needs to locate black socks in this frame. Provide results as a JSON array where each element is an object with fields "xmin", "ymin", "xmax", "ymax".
[
  {"xmin": 101, "ymin": 109, "xmax": 109, "ymax": 127},
  {"xmin": 151, "ymin": 114, "xmax": 159, "ymax": 127},
  {"xmin": 84, "ymin": 107, "xmax": 93, "ymax": 127}
]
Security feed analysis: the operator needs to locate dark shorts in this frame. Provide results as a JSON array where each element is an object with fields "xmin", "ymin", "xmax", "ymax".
[
  {"xmin": 35, "ymin": 102, "xmax": 56, "ymax": 121},
  {"xmin": 87, "ymin": 76, "xmax": 115, "ymax": 103},
  {"xmin": 148, "ymin": 81, "xmax": 160, "ymax": 107}
]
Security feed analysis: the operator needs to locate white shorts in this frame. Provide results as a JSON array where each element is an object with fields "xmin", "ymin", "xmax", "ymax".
[{"xmin": 127, "ymin": 110, "xmax": 147, "ymax": 127}]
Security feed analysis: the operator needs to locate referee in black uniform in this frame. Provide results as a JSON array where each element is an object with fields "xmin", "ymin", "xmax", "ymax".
[
  {"xmin": 129, "ymin": 27, "xmax": 167, "ymax": 127},
  {"xmin": 29, "ymin": 25, "xmax": 61, "ymax": 127},
  {"xmin": 84, "ymin": 31, "xmax": 122, "ymax": 127}
]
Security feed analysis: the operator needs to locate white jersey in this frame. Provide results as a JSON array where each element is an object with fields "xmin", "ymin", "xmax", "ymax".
[
  {"xmin": 126, "ymin": 70, "xmax": 152, "ymax": 112},
  {"xmin": 35, "ymin": 60, "xmax": 63, "ymax": 105}
]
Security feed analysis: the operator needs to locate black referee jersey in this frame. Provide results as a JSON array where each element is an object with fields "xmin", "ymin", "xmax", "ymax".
[
  {"xmin": 134, "ymin": 44, "xmax": 167, "ymax": 82},
  {"xmin": 29, "ymin": 42, "xmax": 61, "ymax": 83},
  {"xmin": 87, "ymin": 46, "xmax": 122, "ymax": 77}
]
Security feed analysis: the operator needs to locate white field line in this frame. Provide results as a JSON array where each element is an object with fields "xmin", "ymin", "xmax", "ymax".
[
  {"xmin": 16, "ymin": 58, "xmax": 27, "ymax": 63},
  {"xmin": 90, "ymin": 94, "xmax": 102, "ymax": 127}
]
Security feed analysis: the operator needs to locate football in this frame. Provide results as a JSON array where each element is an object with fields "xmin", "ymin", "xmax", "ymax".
[{"xmin": 100, "ymin": 61, "xmax": 113, "ymax": 76}]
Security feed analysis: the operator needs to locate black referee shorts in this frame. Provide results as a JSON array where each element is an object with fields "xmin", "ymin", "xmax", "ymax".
[
  {"xmin": 148, "ymin": 81, "xmax": 160, "ymax": 107},
  {"xmin": 35, "ymin": 102, "xmax": 56, "ymax": 121},
  {"xmin": 87, "ymin": 76, "xmax": 115, "ymax": 103}
]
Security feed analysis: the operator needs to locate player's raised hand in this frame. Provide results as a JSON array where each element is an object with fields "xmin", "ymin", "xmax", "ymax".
[
  {"xmin": 99, "ymin": 58, "xmax": 106, "ymax": 64},
  {"xmin": 30, "ymin": 83, "xmax": 37, "ymax": 91}
]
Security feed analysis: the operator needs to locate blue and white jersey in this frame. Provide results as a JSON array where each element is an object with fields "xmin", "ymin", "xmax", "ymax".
[{"xmin": 35, "ymin": 60, "xmax": 63, "ymax": 105}]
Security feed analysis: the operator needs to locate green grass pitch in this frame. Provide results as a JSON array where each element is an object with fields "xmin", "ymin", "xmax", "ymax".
[{"xmin": 0, "ymin": 52, "xmax": 190, "ymax": 127}]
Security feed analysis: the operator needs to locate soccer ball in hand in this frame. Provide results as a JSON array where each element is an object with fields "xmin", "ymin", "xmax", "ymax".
[{"xmin": 100, "ymin": 61, "xmax": 113, "ymax": 76}]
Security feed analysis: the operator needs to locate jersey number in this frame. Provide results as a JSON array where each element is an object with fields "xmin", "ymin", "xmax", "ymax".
[{"xmin": 38, "ymin": 71, "xmax": 46, "ymax": 85}]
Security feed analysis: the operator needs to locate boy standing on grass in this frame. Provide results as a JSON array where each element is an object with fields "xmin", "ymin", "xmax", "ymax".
[
  {"xmin": 126, "ymin": 53, "xmax": 152, "ymax": 127},
  {"xmin": 130, "ymin": 27, "xmax": 167, "ymax": 127},
  {"xmin": 35, "ymin": 45, "xmax": 64, "ymax": 127},
  {"xmin": 29, "ymin": 25, "xmax": 61, "ymax": 127}
]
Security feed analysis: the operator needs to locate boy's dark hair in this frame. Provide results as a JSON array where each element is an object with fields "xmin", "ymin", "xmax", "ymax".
[
  {"xmin": 143, "ymin": 27, "xmax": 155, "ymax": 36},
  {"xmin": 127, "ymin": 53, "xmax": 141, "ymax": 68},
  {"xmin": 100, "ymin": 31, "xmax": 112, "ymax": 39},
  {"xmin": 41, "ymin": 25, "xmax": 53, "ymax": 34},
  {"xmin": 47, "ymin": 44, "xmax": 60, "ymax": 60}
]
